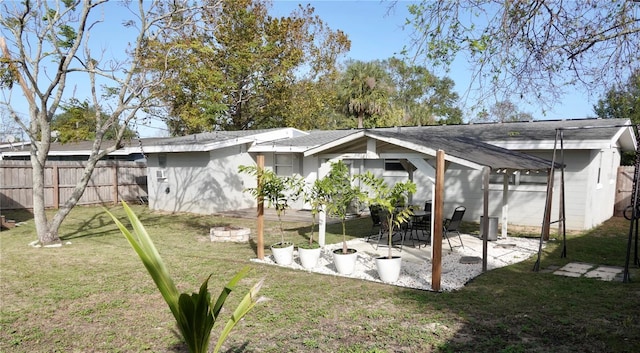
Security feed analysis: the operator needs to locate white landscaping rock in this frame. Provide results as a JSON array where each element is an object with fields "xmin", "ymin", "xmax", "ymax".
[{"xmin": 251, "ymin": 236, "xmax": 543, "ymax": 292}]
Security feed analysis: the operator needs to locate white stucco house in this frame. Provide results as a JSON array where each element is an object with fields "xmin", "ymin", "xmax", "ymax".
[{"xmin": 141, "ymin": 118, "xmax": 636, "ymax": 232}]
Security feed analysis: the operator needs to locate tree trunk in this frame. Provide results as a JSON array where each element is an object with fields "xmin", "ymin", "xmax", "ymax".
[
  {"xmin": 357, "ymin": 112, "xmax": 364, "ymax": 129},
  {"xmin": 31, "ymin": 125, "xmax": 62, "ymax": 245}
]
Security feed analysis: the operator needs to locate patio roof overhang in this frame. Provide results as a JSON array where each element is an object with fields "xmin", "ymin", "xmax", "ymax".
[{"xmin": 304, "ymin": 128, "xmax": 557, "ymax": 171}]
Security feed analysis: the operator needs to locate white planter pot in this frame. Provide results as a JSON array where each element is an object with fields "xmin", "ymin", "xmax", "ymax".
[
  {"xmin": 271, "ymin": 242, "xmax": 294, "ymax": 265},
  {"xmin": 332, "ymin": 249, "xmax": 358, "ymax": 275},
  {"xmin": 376, "ymin": 256, "xmax": 402, "ymax": 283},
  {"xmin": 298, "ymin": 246, "xmax": 321, "ymax": 269}
]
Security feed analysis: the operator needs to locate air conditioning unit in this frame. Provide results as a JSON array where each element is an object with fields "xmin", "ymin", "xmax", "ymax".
[{"xmin": 156, "ymin": 170, "xmax": 167, "ymax": 181}]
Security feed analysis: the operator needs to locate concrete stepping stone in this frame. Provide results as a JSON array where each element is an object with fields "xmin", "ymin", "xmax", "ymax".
[
  {"xmin": 557, "ymin": 262, "xmax": 594, "ymax": 274},
  {"xmin": 584, "ymin": 266, "xmax": 624, "ymax": 281},
  {"xmin": 553, "ymin": 270, "xmax": 584, "ymax": 278},
  {"xmin": 552, "ymin": 262, "xmax": 623, "ymax": 281}
]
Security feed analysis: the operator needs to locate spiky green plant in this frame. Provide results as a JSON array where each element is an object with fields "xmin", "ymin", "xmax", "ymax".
[{"xmin": 106, "ymin": 201, "xmax": 264, "ymax": 353}]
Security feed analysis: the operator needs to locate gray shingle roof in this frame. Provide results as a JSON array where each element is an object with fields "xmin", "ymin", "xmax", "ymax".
[
  {"xmin": 253, "ymin": 129, "xmax": 359, "ymax": 149},
  {"xmin": 0, "ymin": 138, "xmax": 165, "ymax": 155},
  {"xmin": 366, "ymin": 129, "xmax": 556, "ymax": 171},
  {"xmin": 151, "ymin": 128, "xmax": 283, "ymax": 146},
  {"xmin": 386, "ymin": 118, "xmax": 632, "ymax": 143}
]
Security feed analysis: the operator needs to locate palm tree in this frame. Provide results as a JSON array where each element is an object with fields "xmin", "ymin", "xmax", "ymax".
[{"xmin": 338, "ymin": 60, "xmax": 392, "ymax": 128}]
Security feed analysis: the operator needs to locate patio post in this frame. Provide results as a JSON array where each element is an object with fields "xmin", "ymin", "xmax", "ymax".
[
  {"xmin": 432, "ymin": 150, "xmax": 445, "ymax": 291},
  {"xmin": 256, "ymin": 155, "xmax": 265, "ymax": 260}
]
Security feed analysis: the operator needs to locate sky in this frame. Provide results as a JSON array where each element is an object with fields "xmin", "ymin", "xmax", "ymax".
[
  {"xmin": 271, "ymin": 0, "xmax": 596, "ymax": 122},
  {"xmin": 2, "ymin": 0, "xmax": 597, "ymax": 140}
]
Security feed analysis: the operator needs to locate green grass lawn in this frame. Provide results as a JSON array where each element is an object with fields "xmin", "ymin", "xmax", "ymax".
[{"xmin": 1, "ymin": 204, "xmax": 639, "ymax": 352}]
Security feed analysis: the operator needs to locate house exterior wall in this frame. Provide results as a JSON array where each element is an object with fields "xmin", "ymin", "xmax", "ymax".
[
  {"xmin": 433, "ymin": 147, "xmax": 621, "ymax": 231},
  {"xmin": 148, "ymin": 144, "xmax": 256, "ymax": 214},
  {"xmin": 145, "ymin": 130, "xmax": 625, "ymax": 232}
]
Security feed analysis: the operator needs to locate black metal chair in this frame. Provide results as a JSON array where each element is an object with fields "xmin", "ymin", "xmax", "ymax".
[
  {"xmin": 368, "ymin": 205, "xmax": 406, "ymax": 250},
  {"xmin": 443, "ymin": 206, "xmax": 465, "ymax": 250},
  {"xmin": 368, "ymin": 204, "xmax": 383, "ymax": 243}
]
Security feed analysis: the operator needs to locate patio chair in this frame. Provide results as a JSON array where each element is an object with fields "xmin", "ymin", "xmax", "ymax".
[
  {"xmin": 367, "ymin": 204, "xmax": 383, "ymax": 243},
  {"xmin": 443, "ymin": 206, "xmax": 465, "ymax": 250},
  {"xmin": 368, "ymin": 205, "xmax": 405, "ymax": 250}
]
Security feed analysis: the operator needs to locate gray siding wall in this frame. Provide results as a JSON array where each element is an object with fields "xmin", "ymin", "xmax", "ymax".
[
  {"xmin": 147, "ymin": 143, "xmax": 621, "ymax": 231},
  {"xmin": 148, "ymin": 145, "xmax": 255, "ymax": 214}
]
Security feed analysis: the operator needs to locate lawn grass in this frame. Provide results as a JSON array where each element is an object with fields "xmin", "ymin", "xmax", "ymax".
[{"xmin": 1, "ymin": 204, "xmax": 639, "ymax": 352}]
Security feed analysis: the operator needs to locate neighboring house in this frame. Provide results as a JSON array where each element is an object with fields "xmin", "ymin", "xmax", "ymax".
[
  {"xmin": 0, "ymin": 138, "xmax": 159, "ymax": 209},
  {"xmin": 0, "ymin": 138, "xmax": 160, "ymax": 162},
  {"xmin": 142, "ymin": 118, "xmax": 635, "ymax": 232}
]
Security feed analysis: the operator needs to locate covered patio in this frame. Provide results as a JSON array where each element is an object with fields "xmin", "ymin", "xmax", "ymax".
[{"xmin": 304, "ymin": 127, "xmax": 557, "ymax": 289}]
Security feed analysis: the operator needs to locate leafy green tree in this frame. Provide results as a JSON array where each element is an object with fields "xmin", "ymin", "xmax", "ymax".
[
  {"xmin": 404, "ymin": 1, "xmax": 640, "ymax": 111},
  {"xmin": 594, "ymin": 70, "xmax": 640, "ymax": 165},
  {"xmin": 52, "ymin": 100, "xmax": 136, "ymax": 143},
  {"xmin": 470, "ymin": 101, "xmax": 533, "ymax": 123},
  {"xmin": 594, "ymin": 70, "xmax": 640, "ymax": 125},
  {"xmin": 383, "ymin": 57, "xmax": 462, "ymax": 126},
  {"xmin": 338, "ymin": 60, "xmax": 393, "ymax": 128},
  {"xmin": 0, "ymin": 0, "xmax": 208, "ymax": 245},
  {"xmin": 144, "ymin": 0, "xmax": 350, "ymax": 134}
]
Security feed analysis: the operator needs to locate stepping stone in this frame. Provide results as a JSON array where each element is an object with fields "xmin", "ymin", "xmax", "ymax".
[
  {"xmin": 584, "ymin": 266, "xmax": 624, "ymax": 281},
  {"xmin": 558, "ymin": 262, "xmax": 594, "ymax": 274},
  {"xmin": 553, "ymin": 270, "xmax": 583, "ymax": 278},
  {"xmin": 459, "ymin": 256, "xmax": 482, "ymax": 264}
]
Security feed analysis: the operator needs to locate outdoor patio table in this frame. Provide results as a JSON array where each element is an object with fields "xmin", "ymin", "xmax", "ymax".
[{"xmin": 405, "ymin": 210, "xmax": 431, "ymax": 247}]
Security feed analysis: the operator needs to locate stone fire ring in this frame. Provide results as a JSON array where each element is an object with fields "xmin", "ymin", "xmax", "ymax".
[{"xmin": 210, "ymin": 226, "xmax": 250, "ymax": 242}]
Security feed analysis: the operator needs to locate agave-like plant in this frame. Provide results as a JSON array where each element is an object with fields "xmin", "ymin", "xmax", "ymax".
[{"xmin": 106, "ymin": 201, "xmax": 264, "ymax": 353}]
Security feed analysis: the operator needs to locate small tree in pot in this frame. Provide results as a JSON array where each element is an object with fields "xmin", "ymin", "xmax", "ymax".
[
  {"xmin": 297, "ymin": 177, "xmax": 331, "ymax": 268},
  {"xmin": 239, "ymin": 165, "xmax": 303, "ymax": 265},
  {"xmin": 358, "ymin": 171, "xmax": 416, "ymax": 282},
  {"xmin": 323, "ymin": 161, "xmax": 364, "ymax": 275}
]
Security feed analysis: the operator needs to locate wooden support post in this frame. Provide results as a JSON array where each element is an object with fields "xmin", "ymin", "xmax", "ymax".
[
  {"xmin": 431, "ymin": 150, "xmax": 445, "ymax": 291},
  {"xmin": 52, "ymin": 165, "xmax": 59, "ymax": 209},
  {"xmin": 256, "ymin": 155, "xmax": 265, "ymax": 260}
]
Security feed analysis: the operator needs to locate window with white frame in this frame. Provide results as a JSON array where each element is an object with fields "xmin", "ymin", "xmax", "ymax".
[{"xmin": 275, "ymin": 153, "xmax": 293, "ymax": 176}]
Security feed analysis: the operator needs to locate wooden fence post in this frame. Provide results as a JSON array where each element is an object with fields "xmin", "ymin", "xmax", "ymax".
[
  {"xmin": 52, "ymin": 165, "xmax": 59, "ymax": 209},
  {"xmin": 112, "ymin": 163, "xmax": 119, "ymax": 205}
]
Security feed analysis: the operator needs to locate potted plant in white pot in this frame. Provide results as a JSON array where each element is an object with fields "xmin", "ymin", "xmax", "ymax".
[
  {"xmin": 323, "ymin": 161, "xmax": 364, "ymax": 275},
  {"xmin": 297, "ymin": 178, "xmax": 331, "ymax": 269},
  {"xmin": 358, "ymin": 172, "xmax": 416, "ymax": 283},
  {"xmin": 239, "ymin": 165, "xmax": 303, "ymax": 265}
]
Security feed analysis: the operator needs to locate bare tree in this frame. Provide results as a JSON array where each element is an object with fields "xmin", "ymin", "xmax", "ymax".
[
  {"xmin": 0, "ymin": 0, "xmax": 210, "ymax": 245},
  {"xmin": 404, "ymin": 0, "xmax": 640, "ymax": 111}
]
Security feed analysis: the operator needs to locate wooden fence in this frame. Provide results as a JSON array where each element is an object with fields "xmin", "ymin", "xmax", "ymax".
[
  {"xmin": 614, "ymin": 166, "xmax": 635, "ymax": 217},
  {"xmin": 0, "ymin": 160, "xmax": 147, "ymax": 210}
]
